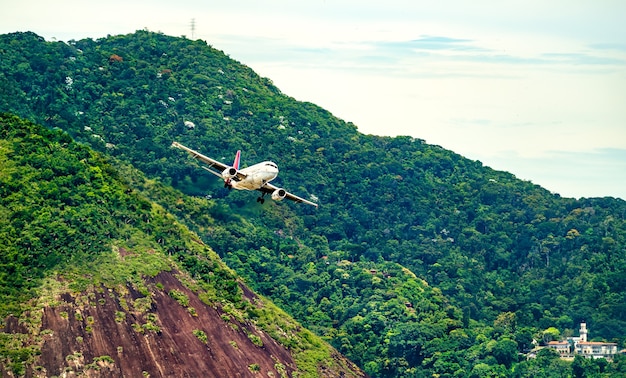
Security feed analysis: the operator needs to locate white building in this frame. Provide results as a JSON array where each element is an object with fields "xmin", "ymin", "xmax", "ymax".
[
  {"xmin": 569, "ymin": 322, "xmax": 618, "ymax": 359},
  {"xmin": 576, "ymin": 341, "xmax": 618, "ymax": 358},
  {"xmin": 547, "ymin": 341, "xmax": 571, "ymax": 355}
]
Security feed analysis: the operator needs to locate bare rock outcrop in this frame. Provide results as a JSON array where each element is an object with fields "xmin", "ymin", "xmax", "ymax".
[{"xmin": 2, "ymin": 270, "xmax": 363, "ymax": 377}]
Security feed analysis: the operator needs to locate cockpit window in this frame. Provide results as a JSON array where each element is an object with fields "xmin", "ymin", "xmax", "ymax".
[{"xmin": 265, "ymin": 163, "xmax": 278, "ymax": 169}]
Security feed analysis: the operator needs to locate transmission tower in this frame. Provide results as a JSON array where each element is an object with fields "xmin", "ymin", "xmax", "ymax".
[{"xmin": 191, "ymin": 18, "xmax": 196, "ymax": 39}]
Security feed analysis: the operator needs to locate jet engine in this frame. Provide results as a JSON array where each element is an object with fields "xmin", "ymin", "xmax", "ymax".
[
  {"xmin": 221, "ymin": 167, "xmax": 238, "ymax": 179},
  {"xmin": 271, "ymin": 188, "xmax": 287, "ymax": 201}
]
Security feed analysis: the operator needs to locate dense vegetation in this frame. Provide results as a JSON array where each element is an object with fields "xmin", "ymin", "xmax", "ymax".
[
  {"xmin": 1, "ymin": 30, "xmax": 625, "ymax": 377},
  {"xmin": 0, "ymin": 114, "xmax": 355, "ymax": 376},
  {"xmin": 0, "ymin": 113, "xmax": 239, "ymax": 314}
]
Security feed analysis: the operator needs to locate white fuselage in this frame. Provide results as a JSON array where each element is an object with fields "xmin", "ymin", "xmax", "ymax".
[{"xmin": 231, "ymin": 161, "xmax": 279, "ymax": 190}]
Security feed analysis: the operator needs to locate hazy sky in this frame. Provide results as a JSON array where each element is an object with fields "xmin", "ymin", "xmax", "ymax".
[{"xmin": 2, "ymin": 0, "xmax": 626, "ymax": 199}]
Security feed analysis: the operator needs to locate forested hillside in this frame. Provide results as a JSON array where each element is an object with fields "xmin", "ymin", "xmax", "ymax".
[
  {"xmin": 1, "ymin": 30, "xmax": 626, "ymax": 377},
  {"xmin": 0, "ymin": 114, "xmax": 364, "ymax": 377}
]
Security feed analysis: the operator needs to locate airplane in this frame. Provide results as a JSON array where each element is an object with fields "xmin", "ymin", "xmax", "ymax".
[{"xmin": 172, "ymin": 141, "xmax": 318, "ymax": 207}]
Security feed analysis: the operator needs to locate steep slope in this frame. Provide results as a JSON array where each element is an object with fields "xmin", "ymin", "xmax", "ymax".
[
  {"xmin": 0, "ymin": 114, "xmax": 365, "ymax": 377},
  {"xmin": 1, "ymin": 31, "xmax": 625, "ymax": 377},
  {"xmin": 4, "ymin": 270, "xmax": 298, "ymax": 377}
]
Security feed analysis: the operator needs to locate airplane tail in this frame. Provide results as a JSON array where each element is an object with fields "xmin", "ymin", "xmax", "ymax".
[{"xmin": 233, "ymin": 150, "xmax": 241, "ymax": 170}]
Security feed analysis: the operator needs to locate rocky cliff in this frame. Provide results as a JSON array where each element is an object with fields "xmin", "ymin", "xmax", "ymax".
[{"xmin": 2, "ymin": 267, "xmax": 363, "ymax": 377}]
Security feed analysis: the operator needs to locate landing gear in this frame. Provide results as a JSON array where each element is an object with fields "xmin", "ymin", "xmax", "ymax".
[{"xmin": 257, "ymin": 192, "xmax": 266, "ymax": 204}]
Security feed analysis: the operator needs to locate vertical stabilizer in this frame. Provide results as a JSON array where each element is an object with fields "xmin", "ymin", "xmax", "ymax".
[{"xmin": 233, "ymin": 150, "xmax": 241, "ymax": 170}]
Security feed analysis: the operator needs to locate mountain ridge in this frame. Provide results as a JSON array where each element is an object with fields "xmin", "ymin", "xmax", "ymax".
[{"xmin": 1, "ymin": 30, "xmax": 625, "ymax": 377}]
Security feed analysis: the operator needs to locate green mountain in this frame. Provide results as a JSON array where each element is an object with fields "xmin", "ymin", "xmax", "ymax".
[
  {"xmin": 1, "ymin": 30, "xmax": 625, "ymax": 377},
  {"xmin": 0, "ymin": 114, "xmax": 365, "ymax": 377}
]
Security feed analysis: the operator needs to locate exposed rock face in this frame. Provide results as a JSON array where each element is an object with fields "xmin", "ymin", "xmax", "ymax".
[{"xmin": 2, "ymin": 270, "xmax": 362, "ymax": 377}]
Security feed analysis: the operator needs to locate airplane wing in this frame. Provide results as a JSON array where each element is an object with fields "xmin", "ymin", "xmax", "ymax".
[
  {"xmin": 260, "ymin": 182, "xmax": 319, "ymax": 207},
  {"xmin": 172, "ymin": 142, "xmax": 247, "ymax": 181}
]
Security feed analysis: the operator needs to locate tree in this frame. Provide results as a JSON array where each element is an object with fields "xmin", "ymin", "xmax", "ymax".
[
  {"xmin": 491, "ymin": 338, "xmax": 518, "ymax": 368},
  {"xmin": 543, "ymin": 327, "xmax": 561, "ymax": 344}
]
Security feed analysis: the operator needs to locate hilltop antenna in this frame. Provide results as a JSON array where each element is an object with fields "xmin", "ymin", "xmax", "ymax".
[{"xmin": 190, "ymin": 18, "xmax": 196, "ymax": 39}]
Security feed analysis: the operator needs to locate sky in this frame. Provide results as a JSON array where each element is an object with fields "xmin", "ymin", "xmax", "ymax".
[{"xmin": 2, "ymin": 0, "xmax": 626, "ymax": 199}]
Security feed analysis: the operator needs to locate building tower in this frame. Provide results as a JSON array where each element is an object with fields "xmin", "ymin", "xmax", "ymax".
[{"xmin": 579, "ymin": 322, "xmax": 588, "ymax": 342}]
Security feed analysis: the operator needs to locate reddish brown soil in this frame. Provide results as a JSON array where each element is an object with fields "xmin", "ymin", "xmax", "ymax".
[{"xmin": 2, "ymin": 270, "xmax": 365, "ymax": 377}]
